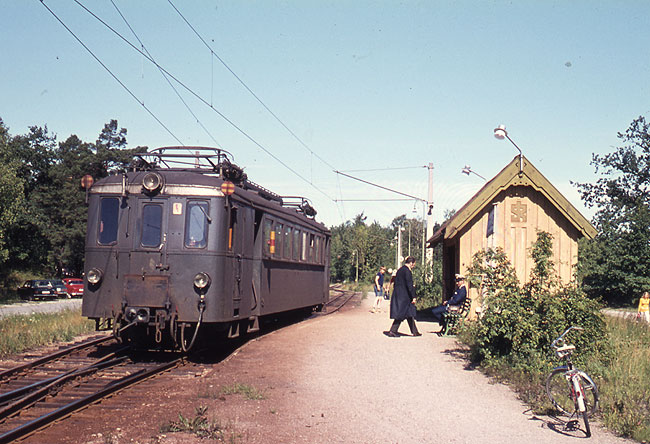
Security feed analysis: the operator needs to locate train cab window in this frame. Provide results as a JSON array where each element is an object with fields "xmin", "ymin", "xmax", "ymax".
[
  {"xmin": 284, "ymin": 226, "xmax": 292, "ymax": 259},
  {"xmin": 293, "ymin": 229, "xmax": 301, "ymax": 261},
  {"xmin": 185, "ymin": 201, "xmax": 209, "ymax": 248},
  {"xmin": 141, "ymin": 204, "xmax": 163, "ymax": 247},
  {"xmin": 315, "ymin": 236, "xmax": 321, "ymax": 264},
  {"xmin": 263, "ymin": 219, "xmax": 274, "ymax": 255},
  {"xmin": 98, "ymin": 197, "xmax": 119, "ymax": 245}
]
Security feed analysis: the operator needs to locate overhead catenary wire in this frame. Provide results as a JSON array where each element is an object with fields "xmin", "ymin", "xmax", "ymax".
[
  {"xmin": 108, "ymin": 0, "xmax": 221, "ymax": 148},
  {"xmin": 45, "ymin": 0, "xmax": 335, "ymax": 203},
  {"xmin": 38, "ymin": 0, "xmax": 184, "ymax": 146},
  {"xmin": 166, "ymin": 0, "xmax": 339, "ymax": 173},
  {"xmin": 335, "ymin": 170, "xmax": 427, "ymax": 202}
]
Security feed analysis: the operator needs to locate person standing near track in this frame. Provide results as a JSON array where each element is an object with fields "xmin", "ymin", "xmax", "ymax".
[
  {"xmin": 371, "ymin": 266, "xmax": 386, "ymax": 313},
  {"xmin": 385, "ymin": 256, "xmax": 421, "ymax": 337}
]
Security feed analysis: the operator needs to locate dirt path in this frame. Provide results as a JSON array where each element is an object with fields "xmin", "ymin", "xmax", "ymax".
[{"xmin": 25, "ymin": 294, "xmax": 635, "ymax": 444}]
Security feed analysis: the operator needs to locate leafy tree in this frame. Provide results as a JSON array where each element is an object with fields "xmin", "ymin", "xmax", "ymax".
[
  {"xmin": 0, "ymin": 120, "xmax": 25, "ymax": 266},
  {"xmin": 576, "ymin": 116, "xmax": 650, "ymax": 306},
  {"xmin": 0, "ymin": 118, "xmax": 144, "ymax": 277}
]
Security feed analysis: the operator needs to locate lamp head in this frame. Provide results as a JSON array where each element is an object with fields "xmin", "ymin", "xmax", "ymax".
[
  {"xmin": 462, "ymin": 165, "xmax": 471, "ymax": 176},
  {"xmin": 494, "ymin": 124, "xmax": 507, "ymax": 140}
]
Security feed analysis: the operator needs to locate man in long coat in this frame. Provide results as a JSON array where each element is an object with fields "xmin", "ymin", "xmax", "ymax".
[{"xmin": 385, "ymin": 256, "xmax": 421, "ymax": 337}]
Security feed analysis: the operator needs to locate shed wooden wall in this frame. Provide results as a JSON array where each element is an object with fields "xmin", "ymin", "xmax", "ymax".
[{"xmin": 457, "ymin": 185, "xmax": 581, "ymax": 285}]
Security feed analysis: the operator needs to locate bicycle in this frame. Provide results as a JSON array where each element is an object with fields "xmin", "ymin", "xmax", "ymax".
[{"xmin": 545, "ymin": 326, "xmax": 599, "ymax": 437}]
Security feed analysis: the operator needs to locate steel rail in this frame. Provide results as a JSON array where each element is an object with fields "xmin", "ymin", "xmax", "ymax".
[
  {"xmin": 0, "ymin": 348, "xmax": 130, "ymax": 419},
  {"xmin": 0, "ymin": 335, "xmax": 113, "ymax": 381},
  {"xmin": 0, "ymin": 358, "xmax": 182, "ymax": 444}
]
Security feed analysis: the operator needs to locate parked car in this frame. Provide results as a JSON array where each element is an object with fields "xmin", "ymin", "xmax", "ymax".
[
  {"xmin": 47, "ymin": 279, "xmax": 70, "ymax": 299},
  {"xmin": 62, "ymin": 278, "xmax": 84, "ymax": 298},
  {"xmin": 17, "ymin": 280, "xmax": 59, "ymax": 301}
]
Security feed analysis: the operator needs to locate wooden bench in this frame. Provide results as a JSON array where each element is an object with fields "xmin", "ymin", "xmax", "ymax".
[{"xmin": 439, "ymin": 297, "xmax": 472, "ymax": 336}]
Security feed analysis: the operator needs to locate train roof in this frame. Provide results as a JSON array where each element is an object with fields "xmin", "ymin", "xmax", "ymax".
[{"xmin": 90, "ymin": 147, "xmax": 329, "ymax": 233}]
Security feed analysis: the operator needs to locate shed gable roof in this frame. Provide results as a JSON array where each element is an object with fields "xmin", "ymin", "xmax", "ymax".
[{"xmin": 428, "ymin": 155, "xmax": 597, "ymax": 245}]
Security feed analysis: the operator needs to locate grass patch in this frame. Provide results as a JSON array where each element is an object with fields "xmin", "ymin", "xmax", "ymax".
[
  {"xmin": 219, "ymin": 383, "xmax": 266, "ymax": 400},
  {"xmin": 0, "ymin": 308, "xmax": 95, "ymax": 358},
  {"xmin": 593, "ymin": 317, "xmax": 650, "ymax": 441},
  {"xmin": 463, "ymin": 317, "xmax": 650, "ymax": 441},
  {"xmin": 160, "ymin": 406, "xmax": 223, "ymax": 440},
  {"xmin": 197, "ymin": 382, "xmax": 266, "ymax": 401}
]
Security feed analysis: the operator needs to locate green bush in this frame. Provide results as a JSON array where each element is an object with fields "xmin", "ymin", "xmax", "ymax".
[{"xmin": 461, "ymin": 232, "xmax": 610, "ymax": 373}]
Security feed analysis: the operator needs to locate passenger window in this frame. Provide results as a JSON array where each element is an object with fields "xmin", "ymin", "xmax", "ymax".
[
  {"xmin": 141, "ymin": 204, "xmax": 162, "ymax": 247},
  {"xmin": 315, "ymin": 236, "xmax": 321, "ymax": 264},
  {"xmin": 275, "ymin": 224, "xmax": 283, "ymax": 257},
  {"xmin": 301, "ymin": 232, "xmax": 308, "ymax": 261},
  {"xmin": 264, "ymin": 219, "xmax": 274, "ymax": 255},
  {"xmin": 98, "ymin": 197, "xmax": 119, "ymax": 245},
  {"xmin": 309, "ymin": 234, "xmax": 315, "ymax": 262},
  {"xmin": 293, "ymin": 229, "xmax": 301, "ymax": 261},
  {"xmin": 284, "ymin": 226, "xmax": 292, "ymax": 258},
  {"xmin": 185, "ymin": 201, "xmax": 209, "ymax": 248}
]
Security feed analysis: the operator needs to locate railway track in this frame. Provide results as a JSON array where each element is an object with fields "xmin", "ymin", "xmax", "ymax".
[
  {"xmin": 321, "ymin": 285, "xmax": 359, "ymax": 314},
  {"xmin": 0, "ymin": 336, "xmax": 182, "ymax": 443}
]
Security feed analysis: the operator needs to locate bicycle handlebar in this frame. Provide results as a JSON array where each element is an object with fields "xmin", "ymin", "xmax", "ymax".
[{"xmin": 551, "ymin": 326, "xmax": 583, "ymax": 348}]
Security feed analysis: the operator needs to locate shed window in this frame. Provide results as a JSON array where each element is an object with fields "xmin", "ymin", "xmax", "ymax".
[
  {"xmin": 141, "ymin": 204, "xmax": 162, "ymax": 247},
  {"xmin": 185, "ymin": 201, "xmax": 209, "ymax": 248},
  {"xmin": 98, "ymin": 197, "xmax": 119, "ymax": 245}
]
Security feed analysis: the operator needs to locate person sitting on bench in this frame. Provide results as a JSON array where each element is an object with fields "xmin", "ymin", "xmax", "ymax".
[{"xmin": 431, "ymin": 274, "xmax": 467, "ymax": 323}]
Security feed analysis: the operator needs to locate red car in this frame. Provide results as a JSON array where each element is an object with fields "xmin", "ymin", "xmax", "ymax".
[{"xmin": 62, "ymin": 278, "xmax": 84, "ymax": 298}]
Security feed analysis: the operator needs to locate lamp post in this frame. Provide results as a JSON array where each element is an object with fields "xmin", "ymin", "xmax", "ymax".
[
  {"xmin": 494, "ymin": 124, "xmax": 523, "ymax": 173},
  {"xmin": 461, "ymin": 165, "xmax": 487, "ymax": 181},
  {"xmin": 352, "ymin": 250, "xmax": 359, "ymax": 283},
  {"xmin": 401, "ymin": 222, "xmax": 412, "ymax": 258}
]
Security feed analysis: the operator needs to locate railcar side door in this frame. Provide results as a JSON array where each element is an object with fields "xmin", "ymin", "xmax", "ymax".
[{"xmin": 228, "ymin": 202, "xmax": 254, "ymax": 321}]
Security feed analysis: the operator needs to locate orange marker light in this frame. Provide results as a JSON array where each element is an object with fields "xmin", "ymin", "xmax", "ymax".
[
  {"xmin": 221, "ymin": 181, "xmax": 235, "ymax": 196},
  {"xmin": 269, "ymin": 230, "xmax": 276, "ymax": 254}
]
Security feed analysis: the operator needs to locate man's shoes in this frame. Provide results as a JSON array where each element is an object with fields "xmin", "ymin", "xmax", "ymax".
[
  {"xmin": 412, "ymin": 332, "xmax": 422, "ymax": 337},
  {"xmin": 383, "ymin": 331, "xmax": 400, "ymax": 337}
]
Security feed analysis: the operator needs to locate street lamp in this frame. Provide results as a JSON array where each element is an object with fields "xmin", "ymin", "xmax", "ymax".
[
  {"xmin": 461, "ymin": 165, "xmax": 486, "ymax": 181},
  {"xmin": 352, "ymin": 250, "xmax": 359, "ymax": 283},
  {"xmin": 494, "ymin": 124, "xmax": 523, "ymax": 173}
]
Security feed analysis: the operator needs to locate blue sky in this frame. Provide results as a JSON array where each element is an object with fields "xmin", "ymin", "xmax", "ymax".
[{"xmin": 3, "ymin": 1, "xmax": 649, "ymax": 228}]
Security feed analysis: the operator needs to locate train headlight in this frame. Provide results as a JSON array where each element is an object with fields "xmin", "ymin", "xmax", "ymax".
[
  {"xmin": 142, "ymin": 172, "xmax": 163, "ymax": 195},
  {"xmin": 87, "ymin": 268, "xmax": 103, "ymax": 285},
  {"xmin": 193, "ymin": 272, "xmax": 211, "ymax": 290}
]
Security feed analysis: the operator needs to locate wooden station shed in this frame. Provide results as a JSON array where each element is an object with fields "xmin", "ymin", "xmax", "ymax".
[{"xmin": 427, "ymin": 155, "xmax": 596, "ymax": 313}]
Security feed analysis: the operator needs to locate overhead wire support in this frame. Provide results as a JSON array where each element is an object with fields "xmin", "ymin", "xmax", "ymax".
[
  {"xmin": 38, "ymin": 0, "xmax": 183, "ymax": 146},
  {"xmin": 53, "ymin": 0, "xmax": 334, "ymax": 202}
]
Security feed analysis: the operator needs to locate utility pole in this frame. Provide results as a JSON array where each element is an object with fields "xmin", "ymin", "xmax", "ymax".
[{"xmin": 426, "ymin": 162, "xmax": 434, "ymax": 267}]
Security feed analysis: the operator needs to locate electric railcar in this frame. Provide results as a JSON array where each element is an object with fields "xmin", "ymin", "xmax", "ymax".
[{"xmin": 81, "ymin": 147, "xmax": 330, "ymax": 351}]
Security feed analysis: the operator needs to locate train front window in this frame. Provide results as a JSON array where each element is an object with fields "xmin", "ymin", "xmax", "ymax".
[
  {"xmin": 98, "ymin": 197, "xmax": 119, "ymax": 245},
  {"xmin": 185, "ymin": 201, "xmax": 209, "ymax": 248},
  {"xmin": 141, "ymin": 204, "xmax": 162, "ymax": 247}
]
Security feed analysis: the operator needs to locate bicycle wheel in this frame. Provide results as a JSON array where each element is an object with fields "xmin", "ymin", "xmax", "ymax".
[
  {"xmin": 546, "ymin": 369, "xmax": 599, "ymax": 417},
  {"xmin": 546, "ymin": 368, "xmax": 574, "ymax": 415}
]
